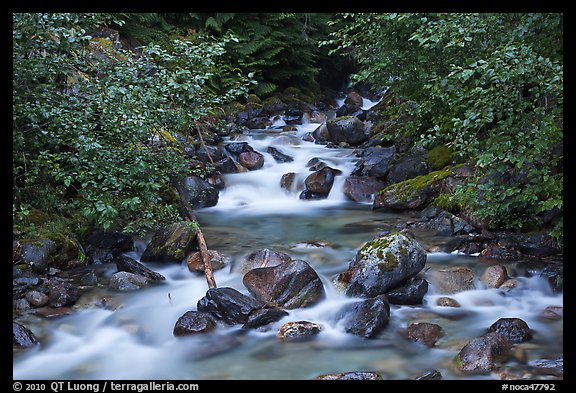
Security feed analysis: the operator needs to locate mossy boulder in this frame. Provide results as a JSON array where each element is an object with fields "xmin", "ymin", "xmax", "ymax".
[
  {"xmin": 140, "ymin": 222, "xmax": 198, "ymax": 263},
  {"xmin": 262, "ymin": 96, "xmax": 287, "ymax": 115},
  {"xmin": 374, "ymin": 167, "xmax": 459, "ymax": 211},
  {"xmin": 336, "ymin": 232, "xmax": 427, "ymax": 298},
  {"xmin": 20, "ymin": 233, "xmax": 85, "ymax": 274},
  {"xmin": 427, "ymin": 145, "xmax": 454, "ymax": 170}
]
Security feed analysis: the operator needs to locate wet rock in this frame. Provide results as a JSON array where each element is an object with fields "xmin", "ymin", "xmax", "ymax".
[
  {"xmin": 225, "ymin": 142, "xmax": 253, "ymax": 156},
  {"xmin": 214, "ymin": 156, "xmax": 238, "ymax": 174},
  {"xmin": 426, "ymin": 266, "xmax": 475, "ymax": 294},
  {"xmin": 386, "ymin": 277, "xmax": 428, "ymax": 305},
  {"xmin": 315, "ymin": 372, "xmax": 382, "ymax": 380},
  {"xmin": 487, "ymin": 318, "xmax": 532, "ymax": 343},
  {"xmin": 500, "ymin": 279, "xmax": 520, "ymax": 290},
  {"xmin": 283, "ymin": 108, "xmax": 303, "ymax": 124},
  {"xmin": 336, "ymin": 233, "xmax": 427, "ymax": 298},
  {"xmin": 108, "ymin": 271, "xmax": 151, "ymax": 291},
  {"xmin": 540, "ymin": 264, "xmax": 563, "ymax": 293},
  {"xmin": 207, "ymin": 172, "xmax": 226, "ymax": 190},
  {"xmin": 186, "ymin": 250, "xmax": 230, "ymax": 274},
  {"xmin": 528, "ymin": 357, "xmax": 563, "ymax": 377},
  {"xmin": 351, "ymin": 147, "xmax": 396, "ymax": 179},
  {"xmin": 401, "ymin": 322, "xmax": 443, "ymax": 347},
  {"xmin": 243, "ymin": 307, "xmax": 289, "ymax": 329},
  {"xmin": 239, "ymin": 248, "xmax": 293, "ymax": 275},
  {"xmin": 280, "ymin": 172, "xmax": 297, "ymax": 192},
  {"xmin": 326, "ymin": 116, "xmax": 367, "ymax": 146},
  {"xmin": 115, "ymin": 255, "xmax": 165, "ymax": 281},
  {"xmin": 436, "ymin": 297, "xmax": 461, "ymax": 307},
  {"xmin": 179, "ymin": 175, "xmax": 219, "ymax": 209},
  {"xmin": 195, "ymin": 145, "xmax": 227, "ymax": 164},
  {"xmin": 243, "ymin": 259, "xmax": 325, "ymax": 309},
  {"xmin": 48, "ymin": 278, "xmax": 79, "ymax": 307},
  {"xmin": 262, "ymin": 96, "xmax": 287, "ymax": 115},
  {"xmin": 238, "ymin": 151, "xmax": 265, "ymax": 170},
  {"xmin": 303, "ymin": 167, "xmax": 336, "ymax": 197},
  {"xmin": 373, "ymin": 169, "xmax": 453, "ymax": 211},
  {"xmin": 312, "ymin": 124, "xmax": 329, "ymax": 143},
  {"xmin": 20, "ymin": 240, "xmax": 58, "ymax": 274},
  {"xmin": 13, "ymin": 298, "xmax": 30, "ymax": 312},
  {"xmin": 197, "ymin": 287, "xmax": 264, "ymax": 325},
  {"xmin": 412, "ymin": 369, "xmax": 442, "ymax": 380},
  {"xmin": 140, "ymin": 222, "xmax": 198, "ymax": 263},
  {"xmin": 480, "ymin": 265, "xmax": 508, "ymax": 288},
  {"xmin": 455, "ymin": 332, "xmax": 512, "ymax": 374},
  {"xmin": 417, "ymin": 206, "xmax": 475, "ymax": 236},
  {"xmin": 308, "ymin": 110, "xmax": 326, "ymax": 123},
  {"xmin": 13, "ymin": 322, "xmax": 39, "ymax": 347},
  {"xmin": 343, "ymin": 176, "xmax": 385, "ymax": 203},
  {"xmin": 335, "ymin": 295, "xmax": 390, "ymax": 338},
  {"xmin": 86, "ymin": 230, "xmax": 134, "ymax": 255},
  {"xmin": 173, "ymin": 311, "xmax": 217, "ymax": 336},
  {"xmin": 267, "ymin": 146, "xmax": 294, "ymax": 163},
  {"xmin": 539, "ymin": 306, "xmax": 563, "ymax": 321},
  {"xmin": 277, "ymin": 321, "xmax": 321, "ymax": 341},
  {"xmin": 336, "ymin": 104, "xmax": 364, "ymax": 119},
  {"xmin": 246, "ymin": 116, "xmax": 272, "ymax": 129},
  {"xmin": 25, "ymin": 290, "xmax": 49, "ymax": 307}
]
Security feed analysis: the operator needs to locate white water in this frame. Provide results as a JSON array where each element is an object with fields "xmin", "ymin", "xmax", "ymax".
[{"xmin": 13, "ymin": 102, "xmax": 563, "ymax": 380}]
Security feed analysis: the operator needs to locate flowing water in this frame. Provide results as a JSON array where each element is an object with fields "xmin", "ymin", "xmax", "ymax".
[{"xmin": 13, "ymin": 100, "xmax": 563, "ymax": 380}]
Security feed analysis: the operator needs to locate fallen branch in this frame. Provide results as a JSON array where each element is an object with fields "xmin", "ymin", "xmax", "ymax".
[{"xmin": 176, "ymin": 181, "xmax": 217, "ymax": 289}]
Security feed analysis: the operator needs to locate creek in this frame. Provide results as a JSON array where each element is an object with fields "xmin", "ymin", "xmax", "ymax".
[{"xmin": 13, "ymin": 99, "xmax": 563, "ymax": 380}]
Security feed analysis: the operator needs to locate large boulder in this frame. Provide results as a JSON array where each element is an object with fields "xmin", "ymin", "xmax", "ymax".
[
  {"xmin": 385, "ymin": 277, "xmax": 428, "ymax": 305},
  {"xmin": 336, "ymin": 232, "xmax": 427, "ymax": 298},
  {"xmin": 197, "ymin": 287, "xmax": 264, "ymax": 325},
  {"xmin": 301, "ymin": 167, "xmax": 336, "ymax": 198},
  {"xmin": 179, "ymin": 176, "xmax": 219, "ymax": 209},
  {"xmin": 20, "ymin": 235, "xmax": 84, "ymax": 274},
  {"xmin": 335, "ymin": 294, "xmax": 390, "ymax": 338},
  {"xmin": 455, "ymin": 332, "xmax": 512, "ymax": 374},
  {"xmin": 243, "ymin": 259, "xmax": 325, "ymax": 309},
  {"xmin": 140, "ymin": 222, "xmax": 198, "ymax": 263},
  {"xmin": 386, "ymin": 146, "xmax": 431, "ymax": 184},
  {"xmin": 326, "ymin": 116, "xmax": 367, "ymax": 146},
  {"xmin": 238, "ymin": 249, "xmax": 293, "ymax": 275},
  {"xmin": 86, "ymin": 230, "xmax": 134, "ymax": 255}
]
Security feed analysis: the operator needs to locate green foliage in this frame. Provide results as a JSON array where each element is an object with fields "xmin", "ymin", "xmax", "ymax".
[
  {"xmin": 182, "ymin": 13, "xmax": 336, "ymax": 96},
  {"xmin": 326, "ymin": 13, "xmax": 563, "ymax": 244},
  {"xmin": 13, "ymin": 13, "xmax": 253, "ymax": 235}
]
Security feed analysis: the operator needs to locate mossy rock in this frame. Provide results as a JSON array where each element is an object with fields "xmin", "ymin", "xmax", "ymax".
[
  {"xmin": 247, "ymin": 94, "xmax": 262, "ymax": 104},
  {"xmin": 337, "ymin": 232, "xmax": 427, "ymax": 298},
  {"xmin": 374, "ymin": 166, "xmax": 462, "ymax": 211},
  {"xmin": 140, "ymin": 222, "xmax": 198, "ymax": 263},
  {"xmin": 427, "ymin": 145, "xmax": 454, "ymax": 170}
]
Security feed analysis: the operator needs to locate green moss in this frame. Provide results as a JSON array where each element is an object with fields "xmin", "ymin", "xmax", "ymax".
[
  {"xmin": 427, "ymin": 145, "xmax": 453, "ymax": 170},
  {"xmin": 247, "ymin": 94, "xmax": 262, "ymax": 104},
  {"xmin": 378, "ymin": 251, "xmax": 398, "ymax": 271},
  {"xmin": 283, "ymin": 86, "xmax": 301, "ymax": 97},
  {"xmin": 27, "ymin": 209, "xmax": 50, "ymax": 225},
  {"xmin": 432, "ymin": 192, "xmax": 462, "ymax": 214}
]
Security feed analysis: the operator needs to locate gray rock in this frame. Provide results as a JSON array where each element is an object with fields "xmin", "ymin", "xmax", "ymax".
[
  {"xmin": 173, "ymin": 311, "xmax": 217, "ymax": 336},
  {"xmin": 386, "ymin": 277, "xmax": 428, "ymax": 305},
  {"xmin": 351, "ymin": 147, "xmax": 396, "ymax": 179},
  {"xmin": 13, "ymin": 322, "xmax": 39, "ymax": 347},
  {"xmin": 108, "ymin": 271, "xmax": 151, "ymax": 291},
  {"xmin": 326, "ymin": 116, "xmax": 367, "ymax": 146},
  {"xmin": 48, "ymin": 278, "xmax": 79, "ymax": 307},
  {"xmin": 343, "ymin": 176, "xmax": 385, "ymax": 203},
  {"xmin": 140, "ymin": 222, "xmax": 198, "ymax": 263},
  {"xmin": 267, "ymin": 146, "xmax": 294, "ymax": 163},
  {"xmin": 179, "ymin": 176, "xmax": 219, "ymax": 209},
  {"xmin": 243, "ymin": 259, "xmax": 325, "ymax": 309},
  {"xmin": 115, "ymin": 255, "xmax": 165, "ymax": 281},
  {"xmin": 197, "ymin": 287, "xmax": 264, "ymax": 325},
  {"xmin": 487, "ymin": 318, "xmax": 532, "ymax": 343},
  {"xmin": 335, "ymin": 295, "xmax": 390, "ymax": 338},
  {"xmin": 456, "ymin": 332, "xmax": 512, "ymax": 374},
  {"xmin": 277, "ymin": 321, "xmax": 321, "ymax": 341},
  {"xmin": 25, "ymin": 290, "xmax": 49, "ymax": 307},
  {"xmin": 336, "ymin": 233, "xmax": 427, "ymax": 298},
  {"xmin": 426, "ymin": 266, "xmax": 475, "ymax": 294}
]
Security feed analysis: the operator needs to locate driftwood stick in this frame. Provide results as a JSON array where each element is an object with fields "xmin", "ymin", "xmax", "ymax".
[{"xmin": 176, "ymin": 181, "xmax": 217, "ymax": 289}]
